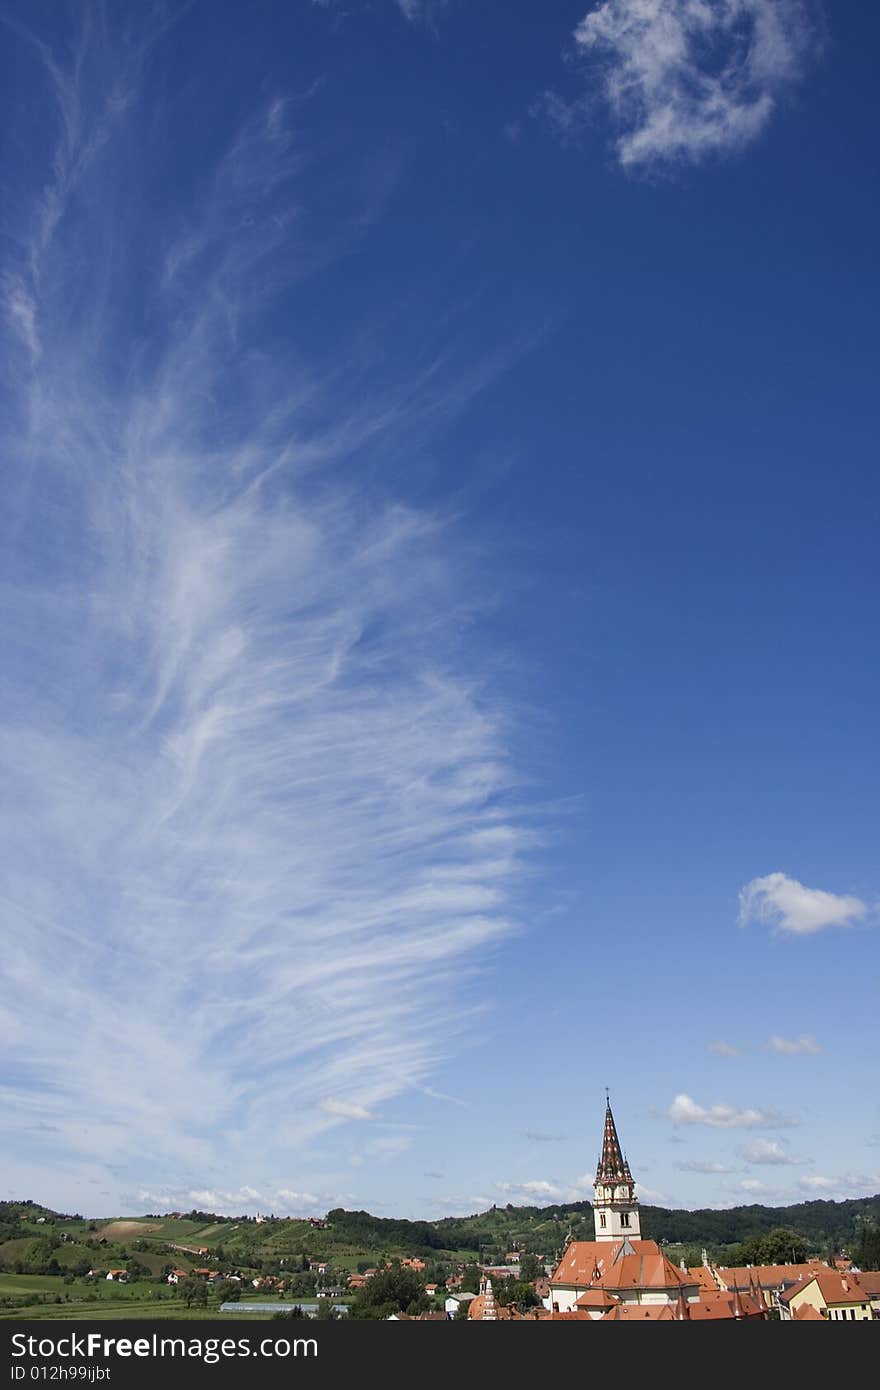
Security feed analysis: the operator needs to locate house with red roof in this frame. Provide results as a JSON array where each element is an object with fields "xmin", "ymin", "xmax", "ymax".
[{"xmin": 780, "ymin": 1269, "xmax": 874, "ymax": 1321}]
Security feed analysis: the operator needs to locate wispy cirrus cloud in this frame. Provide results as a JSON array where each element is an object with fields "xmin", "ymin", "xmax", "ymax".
[
  {"xmin": 0, "ymin": 9, "xmax": 530, "ymax": 1212},
  {"xmin": 667, "ymin": 1094, "xmax": 797, "ymax": 1129},
  {"xmin": 767, "ymin": 1034, "xmax": 821, "ymax": 1055},
  {"xmin": 739, "ymin": 873, "xmax": 869, "ymax": 935},
  {"xmin": 395, "ymin": 0, "xmax": 448, "ymax": 22},
  {"xmin": 542, "ymin": 0, "xmax": 820, "ymax": 169},
  {"xmin": 320, "ymin": 1100, "xmax": 374, "ymax": 1122},
  {"xmin": 708, "ymin": 1040, "xmax": 741, "ymax": 1057}
]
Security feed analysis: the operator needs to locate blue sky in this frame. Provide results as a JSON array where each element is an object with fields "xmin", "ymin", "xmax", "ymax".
[{"xmin": 1, "ymin": 0, "xmax": 877, "ymax": 1222}]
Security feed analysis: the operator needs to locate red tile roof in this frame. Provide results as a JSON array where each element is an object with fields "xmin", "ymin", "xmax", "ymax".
[
  {"xmin": 717, "ymin": 1261, "xmax": 824, "ymax": 1291},
  {"xmin": 574, "ymin": 1288, "xmax": 619, "ymax": 1309},
  {"xmin": 598, "ymin": 1252, "xmax": 693, "ymax": 1294},
  {"xmin": 685, "ymin": 1292, "xmax": 765, "ymax": 1320},
  {"xmin": 551, "ymin": 1238, "xmax": 662, "ymax": 1286},
  {"xmin": 602, "ymin": 1304, "xmax": 676, "ymax": 1320},
  {"xmin": 793, "ymin": 1303, "xmax": 824, "ymax": 1320},
  {"xmin": 781, "ymin": 1270, "xmax": 871, "ymax": 1308}
]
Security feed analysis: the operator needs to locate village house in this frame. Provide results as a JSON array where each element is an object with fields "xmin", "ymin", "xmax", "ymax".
[
  {"xmin": 712, "ymin": 1259, "xmax": 829, "ymax": 1310},
  {"xmin": 779, "ymin": 1269, "xmax": 875, "ymax": 1321},
  {"xmin": 445, "ymin": 1290, "xmax": 477, "ymax": 1316}
]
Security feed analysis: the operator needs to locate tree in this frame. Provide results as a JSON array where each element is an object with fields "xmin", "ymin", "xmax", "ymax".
[
  {"xmin": 181, "ymin": 1279, "xmax": 208, "ymax": 1308},
  {"xmin": 459, "ymin": 1264, "xmax": 481, "ymax": 1294},
  {"xmin": 732, "ymin": 1228, "xmax": 808, "ymax": 1267},
  {"xmin": 853, "ymin": 1224, "xmax": 880, "ymax": 1271},
  {"xmin": 349, "ymin": 1264, "xmax": 428, "ymax": 1319},
  {"xmin": 495, "ymin": 1280, "xmax": 539, "ymax": 1312},
  {"xmin": 518, "ymin": 1253, "xmax": 541, "ymax": 1283}
]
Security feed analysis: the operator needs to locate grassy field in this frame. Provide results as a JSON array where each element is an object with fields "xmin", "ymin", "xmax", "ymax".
[{"xmin": 0, "ymin": 1274, "xmax": 278, "ymax": 1322}]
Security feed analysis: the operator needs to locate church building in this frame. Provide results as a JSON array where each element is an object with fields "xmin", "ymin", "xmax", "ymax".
[{"xmin": 546, "ymin": 1097, "xmax": 702, "ymax": 1315}]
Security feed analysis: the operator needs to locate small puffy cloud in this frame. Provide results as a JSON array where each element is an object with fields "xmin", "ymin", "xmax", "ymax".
[
  {"xmin": 798, "ymin": 1172, "xmax": 880, "ymax": 1199},
  {"xmin": 676, "ymin": 1160, "xmax": 735, "ymax": 1174},
  {"xmin": 667, "ymin": 1093, "xmax": 797, "ymax": 1129},
  {"xmin": 496, "ymin": 1179, "xmax": 566, "ymax": 1201},
  {"xmin": 496, "ymin": 1172, "xmax": 598, "ymax": 1204},
  {"xmin": 767, "ymin": 1034, "xmax": 821, "ymax": 1055},
  {"xmin": 739, "ymin": 1178, "xmax": 773, "ymax": 1193},
  {"xmin": 319, "ymin": 1099, "xmax": 373, "ymax": 1121},
  {"xmin": 135, "ymin": 1185, "xmax": 324, "ymax": 1216},
  {"xmin": 563, "ymin": 0, "xmax": 819, "ymax": 169},
  {"xmin": 739, "ymin": 872, "xmax": 868, "ymax": 935},
  {"xmin": 740, "ymin": 1139, "xmax": 806, "ymax": 1166},
  {"xmin": 799, "ymin": 1175, "xmax": 836, "ymax": 1191},
  {"xmin": 633, "ymin": 1183, "xmax": 667, "ymax": 1203},
  {"xmin": 708, "ymin": 1040, "xmax": 741, "ymax": 1057}
]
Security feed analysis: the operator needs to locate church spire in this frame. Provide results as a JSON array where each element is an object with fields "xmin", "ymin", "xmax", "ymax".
[
  {"xmin": 596, "ymin": 1095, "xmax": 630, "ymax": 1184},
  {"xmin": 593, "ymin": 1094, "xmax": 640, "ymax": 1242}
]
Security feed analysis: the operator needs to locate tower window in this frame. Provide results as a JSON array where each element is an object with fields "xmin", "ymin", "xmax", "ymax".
[
  {"xmin": 621, "ymin": 1213, "xmax": 630, "ymax": 1227},
  {"xmin": 599, "ymin": 1214, "xmax": 606, "ymax": 1228}
]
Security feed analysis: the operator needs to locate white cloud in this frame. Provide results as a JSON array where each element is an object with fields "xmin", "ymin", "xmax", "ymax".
[
  {"xmin": 739, "ymin": 1178, "xmax": 772, "ymax": 1193},
  {"xmin": 798, "ymin": 1172, "xmax": 880, "ymax": 1199},
  {"xmin": 135, "ymin": 1186, "xmax": 327, "ymax": 1216},
  {"xmin": 767, "ymin": 1034, "xmax": 821, "ymax": 1055},
  {"xmin": 740, "ymin": 1139, "xmax": 806, "ymax": 1166},
  {"xmin": 633, "ymin": 1183, "xmax": 667, "ymax": 1203},
  {"xmin": 708, "ymin": 1040, "xmax": 741, "ymax": 1057},
  {"xmin": 495, "ymin": 1173, "xmax": 598, "ymax": 1204},
  {"xmin": 319, "ymin": 1100, "xmax": 374, "ymax": 1122},
  {"xmin": 497, "ymin": 1179, "xmax": 566, "ymax": 1200},
  {"xmin": 739, "ymin": 872, "xmax": 868, "ymax": 935},
  {"xmin": 667, "ymin": 1094, "xmax": 797, "ymax": 1129},
  {"xmin": 563, "ymin": 0, "xmax": 819, "ymax": 168},
  {"xmin": 0, "ymin": 14, "xmax": 531, "ymax": 1210}
]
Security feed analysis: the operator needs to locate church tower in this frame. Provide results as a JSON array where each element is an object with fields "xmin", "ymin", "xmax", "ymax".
[{"xmin": 593, "ymin": 1095, "xmax": 640, "ymax": 1242}]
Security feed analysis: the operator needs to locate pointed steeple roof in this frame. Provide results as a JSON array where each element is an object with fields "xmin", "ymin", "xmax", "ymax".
[{"xmin": 596, "ymin": 1095, "xmax": 633, "ymax": 1184}]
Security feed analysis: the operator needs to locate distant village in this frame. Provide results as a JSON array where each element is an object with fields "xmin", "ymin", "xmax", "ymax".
[{"xmin": 63, "ymin": 1100, "xmax": 878, "ymax": 1324}]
